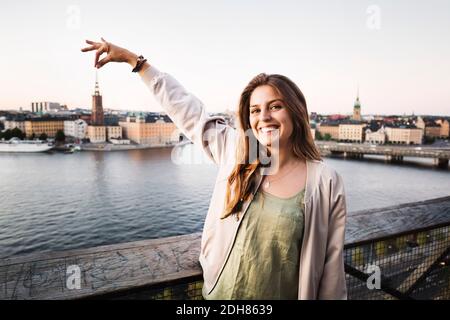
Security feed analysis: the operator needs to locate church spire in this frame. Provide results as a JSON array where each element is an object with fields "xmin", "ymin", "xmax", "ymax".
[
  {"xmin": 354, "ymin": 85, "xmax": 361, "ymax": 109},
  {"xmin": 352, "ymin": 85, "xmax": 362, "ymax": 121},
  {"xmin": 91, "ymin": 70, "xmax": 104, "ymax": 126},
  {"xmin": 94, "ymin": 70, "xmax": 100, "ymax": 96}
]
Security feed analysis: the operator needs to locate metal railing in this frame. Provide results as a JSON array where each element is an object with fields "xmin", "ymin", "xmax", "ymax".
[
  {"xmin": 91, "ymin": 276, "xmax": 205, "ymax": 300},
  {"xmin": 344, "ymin": 222, "xmax": 450, "ymax": 300}
]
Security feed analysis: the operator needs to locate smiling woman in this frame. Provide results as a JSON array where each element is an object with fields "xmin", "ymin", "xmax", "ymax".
[{"xmin": 81, "ymin": 38, "xmax": 348, "ymax": 300}]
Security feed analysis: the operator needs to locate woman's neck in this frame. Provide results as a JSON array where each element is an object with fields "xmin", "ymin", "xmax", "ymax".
[{"xmin": 266, "ymin": 143, "xmax": 299, "ymax": 173}]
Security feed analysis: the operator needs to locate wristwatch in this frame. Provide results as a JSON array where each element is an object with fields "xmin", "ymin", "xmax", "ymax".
[{"xmin": 132, "ymin": 55, "xmax": 147, "ymax": 73}]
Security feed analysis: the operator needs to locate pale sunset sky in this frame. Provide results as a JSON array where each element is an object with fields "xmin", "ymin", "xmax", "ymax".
[{"xmin": 0, "ymin": 0, "xmax": 449, "ymax": 115}]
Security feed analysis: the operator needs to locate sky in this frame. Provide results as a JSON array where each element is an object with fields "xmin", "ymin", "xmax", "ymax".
[{"xmin": 0, "ymin": 0, "xmax": 449, "ymax": 116}]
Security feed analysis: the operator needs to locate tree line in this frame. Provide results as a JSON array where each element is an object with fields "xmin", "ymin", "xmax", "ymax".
[{"xmin": 0, "ymin": 128, "xmax": 65, "ymax": 142}]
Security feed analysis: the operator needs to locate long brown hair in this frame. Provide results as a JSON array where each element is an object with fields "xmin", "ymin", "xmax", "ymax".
[{"xmin": 222, "ymin": 73, "xmax": 321, "ymax": 220}]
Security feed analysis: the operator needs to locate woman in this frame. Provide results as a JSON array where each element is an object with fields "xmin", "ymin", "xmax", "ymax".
[{"xmin": 81, "ymin": 38, "xmax": 348, "ymax": 300}]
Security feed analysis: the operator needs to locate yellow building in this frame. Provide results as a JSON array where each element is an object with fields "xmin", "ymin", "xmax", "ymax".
[
  {"xmin": 338, "ymin": 123, "xmax": 366, "ymax": 142},
  {"xmin": 417, "ymin": 117, "xmax": 449, "ymax": 138},
  {"xmin": 106, "ymin": 126, "xmax": 122, "ymax": 140},
  {"xmin": 424, "ymin": 125, "xmax": 441, "ymax": 138},
  {"xmin": 87, "ymin": 126, "xmax": 106, "ymax": 143},
  {"xmin": 436, "ymin": 119, "xmax": 449, "ymax": 138},
  {"xmin": 317, "ymin": 123, "xmax": 339, "ymax": 140},
  {"xmin": 119, "ymin": 115, "xmax": 179, "ymax": 145},
  {"xmin": 25, "ymin": 119, "xmax": 64, "ymax": 138},
  {"xmin": 385, "ymin": 126, "xmax": 423, "ymax": 145}
]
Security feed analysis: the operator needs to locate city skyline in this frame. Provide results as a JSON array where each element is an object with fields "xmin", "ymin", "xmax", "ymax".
[{"xmin": 1, "ymin": 0, "xmax": 449, "ymax": 115}]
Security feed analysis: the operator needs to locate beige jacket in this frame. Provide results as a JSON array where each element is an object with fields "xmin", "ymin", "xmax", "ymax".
[{"xmin": 140, "ymin": 66, "xmax": 348, "ymax": 300}]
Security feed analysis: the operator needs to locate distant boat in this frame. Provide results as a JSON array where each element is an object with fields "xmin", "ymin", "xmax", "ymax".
[
  {"xmin": 0, "ymin": 137, "xmax": 54, "ymax": 153},
  {"xmin": 64, "ymin": 145, "xmax": 81, "ymax": 154}
]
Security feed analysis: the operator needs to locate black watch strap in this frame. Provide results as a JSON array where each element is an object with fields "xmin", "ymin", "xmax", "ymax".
[{"xmin": 132, "ymin": 55, "xmax": 147, "ymax": 73}]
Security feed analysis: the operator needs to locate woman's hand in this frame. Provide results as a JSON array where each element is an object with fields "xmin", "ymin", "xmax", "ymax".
[{"xmin": 81, "ymin": 37, "xmax": 139, "ymax": 69}]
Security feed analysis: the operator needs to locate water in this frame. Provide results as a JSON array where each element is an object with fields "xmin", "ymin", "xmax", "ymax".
[{"xmin": 0, "ymin": 145, "xmax": 449, "ymax": 259}]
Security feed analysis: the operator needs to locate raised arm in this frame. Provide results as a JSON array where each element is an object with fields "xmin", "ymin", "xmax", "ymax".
[{"xmin": 81, "ymin": 38, "xmax": 234, "ymax": 165}]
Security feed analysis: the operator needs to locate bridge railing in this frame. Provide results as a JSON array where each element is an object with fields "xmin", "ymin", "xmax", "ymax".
[{"xmin": 315, "ymin": 141, "xmax": 450, "ymax": 167}]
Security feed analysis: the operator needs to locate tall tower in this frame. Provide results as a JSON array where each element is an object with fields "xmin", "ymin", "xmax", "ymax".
[
  {"xmin": 91, "ymin": 71, "xmax": 104, "ymax": 126},
  {"xmin": 353, "ymin": 87, "xmax": 361, "ymax": 121}
]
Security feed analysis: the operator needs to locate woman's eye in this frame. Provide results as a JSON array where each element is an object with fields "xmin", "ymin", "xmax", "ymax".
[
  {"xmin": 251, "ymin": 109, "xmax": 260, "ymax": 114},
  {"xmin": 271, "ymin": 105, "xmax": 282, "ymax": 110}
]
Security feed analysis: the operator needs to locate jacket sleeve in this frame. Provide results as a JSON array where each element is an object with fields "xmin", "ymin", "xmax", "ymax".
[
  {"xmin": 140, "ymin": 65, "xmax": 233, "ymax": 165},
  {"xmin": 318, "ymin": 171, "xmax": 348, "ymax": 300}
]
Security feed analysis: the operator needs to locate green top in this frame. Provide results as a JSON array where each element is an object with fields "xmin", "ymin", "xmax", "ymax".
[{"xmin": 204, "ymin": 188, "xmax": 305, "ymax": 300}]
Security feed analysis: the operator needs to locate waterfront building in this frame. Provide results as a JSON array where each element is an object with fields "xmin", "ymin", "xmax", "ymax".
[
  {"xmin": 365, "ymin": 127, "xmax": 386, "ymax": 144},
  {"xmin": 64, "ymin": 119, "xmax": 88, "ymax": 139},
  {"xmin": 119, "ymin": 113, "xmax": 179, "ymax": 145},
  {"xmin": 87, "ymin": 125, "xmax": 106, "ymax": 143},
  {"xmin": 436, "ymin": 119, "xmax": 450, "ymax": 138},
  {"xmin": 417, "ymin": 116, "xmax": 448, "ymax": 139},
  {"xmin": 384, "ymin": 125, "xmax": 423, "ymax": 144},
  {"xmin": 24, "ymin": 118, "xmax": 65, "ymax": 138},
  {"xmin": 339, "ymin": 122, "xmax": 366, "ymax": 143},
  {"xmin": 106, "ymin": 126, "xmax": 122, "ymax": 140},
  {"xmin": 317, "ymin": 122, "xmax": 340, "ymax": 140},
  {"xmin": 4, "ymin": 120, "xmax": 26, "ymax": 132},
  {"xmin": 425, "ymin": 123, "xmax": 442, "ymax": 139}
]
